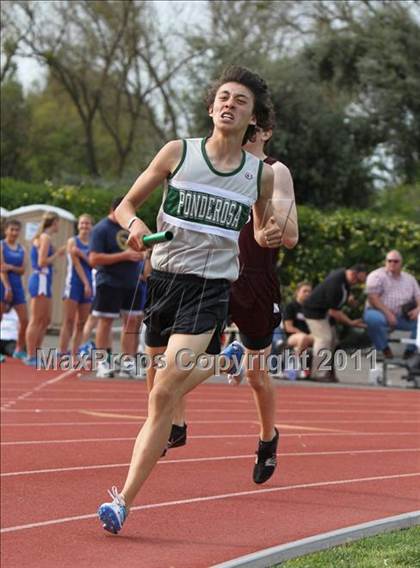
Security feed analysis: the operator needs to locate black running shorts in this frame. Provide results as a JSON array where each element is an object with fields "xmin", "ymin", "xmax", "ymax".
[
  {"xmin": 144, "ymin": 270, "xmax": 230, "ymax": 355},
  {"xmin": 92, "ymin": 283, "xmax": 146, "ymax": 318}
]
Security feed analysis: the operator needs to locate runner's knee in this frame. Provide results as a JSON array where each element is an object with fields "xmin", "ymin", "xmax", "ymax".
[
  {"xmin": 75, "ymin": 321, "xmax": 85, "ymax": 333},
  {"xmin": 148, "ymin": 383, "xmax": 176, "ymax": 415},
  {"xmin": 66, "ymin": 317, "xmax": 76, "ymax": 329},
  {"xmin": 246, "ymin": 368, "xmax": 269, "ymax": 390}
]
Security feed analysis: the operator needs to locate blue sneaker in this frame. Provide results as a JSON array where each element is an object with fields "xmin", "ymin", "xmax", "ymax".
[
  {"xmin": 24, "ymin": 356, "xmax": 38, "ymax": 367},
  {"xmin": 285, "ymin": 368, "xmax": 298, "ymax": 381},
  {"xmin": 0, "ymin": 354, "xmax": 5, "ymax": 363},
  {"xmin": 222, "ymin": 341, "xmax": 245, "ymax": 385},
  {"xmin": 78, "ymin": 340, "xmax": 95, "ymax": 357},
  {"xmin": 98, "ymin": 486, "xmax": 127, "ymax": 534},
  {"xmin": 12, "ymin": 351, "xmax": 27, "ymax": 360}
]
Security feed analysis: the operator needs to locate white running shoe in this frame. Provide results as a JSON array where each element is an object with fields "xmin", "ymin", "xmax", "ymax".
[
  {"xmin": 118, "ymin": 359, "xmax": 138, "ymax": 379},
  {"xmin": 98, "ymin": 487, "xmax": 128, "ymax": 534},
  {"xmin": 96, "ymin": 361, "xmax": 114, "ymax": 378}
]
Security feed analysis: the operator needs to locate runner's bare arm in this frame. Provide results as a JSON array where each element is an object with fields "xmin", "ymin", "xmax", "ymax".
[
  {"xmin": 38, "ymin": 233, "xmax": 54, "ymax": 267},
  {"xmin": 0, "ymin": 244, "xmax": 25, "ymax": 275},
  {"xmin": 70, "ymin": 238, "xmax": 89, "ymax": 262},
  {"xmin": 253, "ymin": 164, "xmax": 282, "ymax": 248},
  {"xmin": 21, "ymin": 248, "xmax": 27, "ymax": 275},
  {"xmin": 68, "ymin": 237, "xmax": 91, "ymax": 290},
  {"xmin": 115, "ymin": 140, "xmax": 184, "ymax": 251},
  {"xmin": 0, "ymin": 244, "xmax": 11, "ymax": 294},
  {"xmin": 271, "ymin": 161, "xmax": 298, "ymax": 249}
]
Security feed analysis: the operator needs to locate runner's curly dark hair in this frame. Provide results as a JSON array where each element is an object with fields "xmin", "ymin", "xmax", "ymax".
[{"xmin": 205, "ymin": 66, "xmax": 275, "ymax": 145}]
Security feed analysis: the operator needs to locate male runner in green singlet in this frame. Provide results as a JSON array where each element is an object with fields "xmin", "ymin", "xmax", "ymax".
[{"xmin": 97, "ymin": 66, "xmax": 285, "ymax": 534}]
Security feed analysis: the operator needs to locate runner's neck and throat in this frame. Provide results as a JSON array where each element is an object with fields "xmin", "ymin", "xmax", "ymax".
[{"xmin": 206, "ymin": 81, "xmax": 256, "ymax": 174}]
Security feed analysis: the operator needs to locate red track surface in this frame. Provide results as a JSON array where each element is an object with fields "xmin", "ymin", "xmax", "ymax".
[{"xmin": 1, "ymin": 358, "xmax": 420, "ymax": 568}]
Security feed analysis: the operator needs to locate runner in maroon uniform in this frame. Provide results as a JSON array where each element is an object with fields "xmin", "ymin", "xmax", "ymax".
[
  {"xmin": 230, "ymin": 164, "xmax": 282, "ymax": 349},
  {"xmin": 229, "ymin": 125, "xmax": 298, "ymax": 483}
]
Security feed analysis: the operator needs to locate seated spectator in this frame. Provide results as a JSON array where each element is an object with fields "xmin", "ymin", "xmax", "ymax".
[
  {"xmin": 284, "ymin": 282, "xmax": 314, "ymax": 355},
  {"xmin": 0, "ymin": 308, "xmax": 18, "ymax": 357},
  {"xmin": 364, "ymin": 250, "xmax": 419, "ymax": 359},
  {"xmin": 303, "ymin": 265, "xmax": 367, "ymax": 382}
]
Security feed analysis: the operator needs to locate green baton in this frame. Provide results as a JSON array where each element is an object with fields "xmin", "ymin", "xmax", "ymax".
[{"xmin": 142, "ymin": 231, "xmax": 173, "ymax": 247}]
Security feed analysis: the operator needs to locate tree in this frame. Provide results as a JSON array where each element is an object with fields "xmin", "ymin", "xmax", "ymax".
[
  {"xmin": 0, "ymin": 1, "xmax": 31, "ymax": 83},
  {"xmin": 291, "ymin": 0, "xmax": 420, "ymax": 184},
  {"xmin": 24, "ymin": 75, "xmax": 87, "ymax": 181},
  {"xmin": 185, "ymin": 0, "xmax": 420, "ymax": 206},
  {"xmin": 268, "ymin": 57, "xmax": 375, "ymax": 208},
  {"xmin": 20, "ymin": 71, "xmax": 163, "ymax": 182},
  {"xmin": 356, "ymin": 8, "xmax": 420, "ymax": 182},
  {"xmin": 95, "ymin": 3, "xmax": 199, "ymax": 177},
  {"xmin": 0, "ymin": 79, "xmax": 30, "ymax": 178},
  {"xmin": 7, "ymin": 0, "xmax": 201, "ymax": 179},
  {"xmin": 10, "ymin": 0, "xmax": 140, "ymax": 177}
]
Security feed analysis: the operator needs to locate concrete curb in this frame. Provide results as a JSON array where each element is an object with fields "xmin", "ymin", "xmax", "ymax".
[{"xmin": 211, "ymin": 511, "xmax": 420, "ymax": 568}]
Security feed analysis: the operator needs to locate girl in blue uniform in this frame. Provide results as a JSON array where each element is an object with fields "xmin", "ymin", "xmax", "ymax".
[
  {"xmin": 25, "ymin": 212, "xmax": 65, "ymax": 366},
  {"xmin": 58, "ymin": 214, "xmax": 94, "ymax": 355},
  {"xmin": 0, "ymin": 219, "xmax": 28, "ymax": 358}
]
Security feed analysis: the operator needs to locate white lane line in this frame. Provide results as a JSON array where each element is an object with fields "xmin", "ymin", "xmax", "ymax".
[
  {"xmin": 0, "ymin": 397, "xmax": 252, "ymax": 404},
  {"xmin": 1, "ymin": 432, "xmax": 417, "ymax": 446},
  {"xmin": 4, "ymin": 421, "xmax": 140, "ymax": 427},
  {"xmin": 1, "ymin": 437, "xmax": 143, "ymax": 446},
  {"xmin": 2, "ymin": 472, "xmax": 420, "ymax": 534},
  {"xmin": 2, "ymin": 419, "xmax": 420, "ymax": 427},
  {"xmin": 2, "ymin": 383, "xmax": 419, "ymax": 397},
  {"xmin": 2, "ymin": 448, "xmax": 420, "ymax": 477},
  {"xmin": 1, "ymin": 386, "xmax": 40, "ymax": 390},
  {"xmin": 3, "ymin": 388, "xmax": 418, "ymax": 408},
  {"xmin": 3, "ymin": 379, "xmax": 412, "ymax": 394},
  {"xmin": 2, "ymin": 433, "xmax": 419, "ymax": 446},
  {"xmin": 2, "ymin": 407, "xmax": 419, "ymax": 415},
  {"xmin": 0, "ymin": 369, "xmax": 77, "ymax": 411},
  {"xmin": 2, "ymin": 393, "xmax": 417, "ymax": 410},
  {"xmin": 0, "ymin": 381, "xmax": 43, "ymax": 385}
]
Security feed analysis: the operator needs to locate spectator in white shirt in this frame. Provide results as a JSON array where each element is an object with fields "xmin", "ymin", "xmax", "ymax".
[{"xmin": 364, "ymin": 250, "xmax": 420, "ymax": 359}]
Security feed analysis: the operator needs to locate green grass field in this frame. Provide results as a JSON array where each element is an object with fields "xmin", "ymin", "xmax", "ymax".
[{"xmin": 275, "ymin": 526, "xmax": 420, "ymax": 568}]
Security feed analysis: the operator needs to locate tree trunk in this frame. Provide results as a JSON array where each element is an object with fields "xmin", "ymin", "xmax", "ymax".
[{"xmin": 85, "ymin": 120, "xmax": 100, "ymax": 177}]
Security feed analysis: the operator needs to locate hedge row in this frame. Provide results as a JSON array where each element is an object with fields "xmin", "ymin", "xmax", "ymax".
[
  {"xmin": 1, "ymin": 179, "xmax": 419, "ymax": 300},
  {"xmin": 279, "ymin": 206, "xmax": 420, "ymax": 302},
  {"xmin": 0, "ymin": 177, "xmax": 161, "ymax": 230}
]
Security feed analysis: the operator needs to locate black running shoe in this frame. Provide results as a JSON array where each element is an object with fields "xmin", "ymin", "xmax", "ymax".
[
  {"xmin": 161, "ymin": 423, "xmax": 187, "ymax": 457},
  {"xmin": 253, "ymin": 427, "xmax": 279, "ymax": 484},
  {"xmin": 168, "ymin": 423, "xmax": 187, "ymax": 448}
]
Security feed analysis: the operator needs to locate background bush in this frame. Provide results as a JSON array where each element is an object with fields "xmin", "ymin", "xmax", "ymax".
[
  {"xmin": 0, "ymin": 177, "xmax": 162, "ymax": 230},
  {"xmin": 276, "ymin": 207, "xmax": 419, "ymax": 346},
  {"xmin": 278, "ymin": 206, "xmax": 420, "ymax": 303}
]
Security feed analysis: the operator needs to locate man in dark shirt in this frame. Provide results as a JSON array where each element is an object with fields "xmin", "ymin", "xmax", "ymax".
[
  {"xmin": 303, "ymin": 265, "xmax": 367, "ymax": 381},
  {"xmin": 89, "ymin": 197, "xmax": 147, "ymax": 377}
]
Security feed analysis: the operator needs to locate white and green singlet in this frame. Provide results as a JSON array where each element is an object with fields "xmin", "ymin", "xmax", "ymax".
[{"xmin": 151, "ymin": 137, "xmax": 263, "ymax": 282}]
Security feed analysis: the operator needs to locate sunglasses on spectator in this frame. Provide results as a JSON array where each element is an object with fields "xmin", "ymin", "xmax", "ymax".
[{"xmin": 386, "ymin": 259, "xmax": 400, "ymax": 263}]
